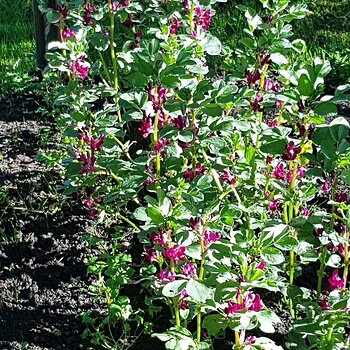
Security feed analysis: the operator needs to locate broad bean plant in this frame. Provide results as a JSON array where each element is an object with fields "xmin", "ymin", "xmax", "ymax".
[{"xmin": 37, "ymin": 0, "xmax": 350, "ymax": 349}]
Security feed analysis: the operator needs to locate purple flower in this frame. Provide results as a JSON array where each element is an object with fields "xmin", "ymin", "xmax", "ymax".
[
  {"xmin": 169, "ymin": 18, "xmax": 182, "ymax": 36},
  {"xmin": 163, "ymin": 245, "xmax": 186, "ymax": 265},
  {"xmin": 102, "ymin": 28, "xmax": 109, "ymax": 37},
  {"xmin": 116, "ymin": 0, "xmax": 128, "ymax": 10},
  {"xmin": 91, "ymin": 135, "xmax": 104, "ymax": 151},
  {"xmin": 183, "ymin": 163, "xmax": 205, "ymax": 181},
  {"xmin": 296, "ymin": 167, "xmax": 304, "ymax": 179},
  {"xmin": 62, "ymin": 28, "xmax": 75, "ymax": 40},
  {"xmin": 282, "ymin": 141, "xmax": 301, "ymax": 160},
  {"xmin": 297, "ymin": 123, "xmax": 306, "ymax": 137},
  {"xmin": 251, "ymin": 93, "xmax": 263, "ymax": 112},
  {"xmin": 172, "ymin": 115, "xmax": 186, "ymax": 130},
  {"xmin": 154, "ymin": 138, "xmax": 169, "ymax": 154},
  {"xmin": 225, "ymin": 301, "xmax": 244, "ymax": 317},
  {"xmin": 327, "ymin": 269, "xmax": 345, "ymax": 290},
  {"xmin": 189, "ymin": 217, "xmax": 203, "ymax": 232},
  {"xmin": 268, "ymin": 198, "xmax": 278, "ymax": 212},
  {"xmin": 143, "ymin": 177, "xmax": 155, "ymax": 187},
  {"xmin": 257, "ymin": 260, "xmax": 265, "ymax": 270},
  {"xmin": 314, "ymin": 227, "xmax": 324, "ymax": 237},
  {"xmin": 320, "ymin": 298, "xmax": 330, "ymax": 311},
  {"xmin": 68, "ymin": 55, "xmax": 90, "ymax": 79},
  {"xmin": 264, "ymin": 79, "xmax": 275, "ymax": 92},
  {"xmin": 89, "ymin": 208, "xmax": 99, "ymax": 218},
  {"xmin": 138, "ymin": 114, "xmax": 152, "ymax": 138},
  {"xmin": 183, "ymin": 0, "xmax": 189, "ymax": 10},
  {"xmin": 225, "ymin": 291, "xmax": 263, "ymax": 317},
  {"xmin": 157, "ymin": 269, "xmax": 175, "ymax": 282},
  {"xmin": 266, "ymin": 156, "xmax": 273, "ymax": 164},
  {"xmin": 335, "ymin": 192, "xmax": 348, "ymax": 203},
  {"xmin": 273, "ymin": 163, "xmax": 285, "ymax": 180},
  {"xmin": 203, "ymin": 230, "xmax": 221, "ymax": 247},
  {"xmin": 260, "ymin": 51, "xmax": 271, "ymax": 66},
  {"xmin": 183, "ymin": 169, "xmax": 196, "ymax": 181},
  {"xmin": 267, "ymin": 119, "xmax": 277, "ymax": 128},
  {"xmin": 148, "ymin": 86, "xmax": 167, "ymax": 112},
  {"xmin": 220, "ymin": 171, "xmax": 236, "ymax": 186},
  {"xmin": 246, "ymin": 292, "xmax": 263, "ymax": 312},
  {"xmin": 193, "ymin": 7, "xmax": 211, "ymax": 32},
  {"xmin": 83, "ymin": 4, "xmax": 96, "ymax": 26},
  {"xmin": 182, "ymin": 263, "xmax": 196, "ymax": 276},
  {"xmin": 54, "ymin": 5, "xmax": 68, "ymax": 20},
  {"xmin": 245, "ymin": 70, "xmax": 261, "ymax": 85},
  {"xmin": 322, "ymin": 181, "xmax": 331, "ymax": 192},
  {"xmin": 300, "ymin": 207, "xmax": 309, "ymax": 218},
  {"xmin": 145, "ymin": 246, "xmax": 157, "ymax": 262},
  {"xmin": 245, "ymin": 336, "xmax": 256, "ymax": 345},
  {"xmin": 149, "ymin": 230, "xmax": 167, "ymax": 247}
]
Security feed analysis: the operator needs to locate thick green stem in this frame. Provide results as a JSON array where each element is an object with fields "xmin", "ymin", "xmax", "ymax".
[
  {"xmin": 196, "ymin": 239, "xmax": 206, "ymax": 344},
  {"xmin": 153, "ymin": 110, "xmax": 160, "ymax": 179},
  {"xmin": 174, "ymin": 302, "xmax": 180, "ymax": 327},
  {"xmin": 107, "ymin": 0, "xmax": 118, "ymax": 90}
]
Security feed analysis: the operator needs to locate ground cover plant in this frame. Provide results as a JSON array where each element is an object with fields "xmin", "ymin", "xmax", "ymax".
[{"xmin": 1, "ymin": 0, "xmax": 350, "ymax": 349}]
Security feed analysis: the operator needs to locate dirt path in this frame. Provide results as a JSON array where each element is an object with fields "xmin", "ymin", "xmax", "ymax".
[{"xmin": 0, "ymin": 94, "xmax": 94, "ymax": 350}]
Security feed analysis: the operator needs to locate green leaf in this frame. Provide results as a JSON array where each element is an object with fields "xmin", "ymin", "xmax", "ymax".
[
  {"xmin": 186, "ymin": 280, "xmax": 213, "ymax": 303},
  {"xmin": 297, "ymin": 74, "xmax": 313, "ymax": 96},
  {"xmin": 270, "ymin": 53, "xmax": 288, "ymax": 65},
  {"xmin": 330, "ymin": 117, "xmax": 349, "ymax": 142},
  {"xmin": 261, "ymin": 247, "xmax": 285, "ymax": 265},
  {"xmin": 261, "ymin": 139, "xmax": 288, "ymax": 155},
  {"xmin": 186, "ymin": 244, "xmax": 202, "ymax": 260},
  {"xmin": 71, "ymin": 110, "xmax": 85, "ymax": 122},
  {"xmin": 195, "ymin": 174, "xmax": 213, "ymax": 190},
  {"xmin": 203, "ymin": 315, "xmax": 228, "ymax": 336},
  {"xmin": 46, "ymin": 10, "xmax": 61, "ymax": 23},
  {"xmin": 66, "ymin": 162, "xmax": 81, "ymax": 176},
  {"xmin": 204, "ymin": 35, "xmax": 222, "ymax": 56},
  {"xmin": 133, "ymin": 207, "xmax": 149, "ymax": 221},
  {"xmin": 126, "ymin": 72, "xmax": 148, "ymax": 88},
  {"xmin": 341, "ymin": 169, "xmax": 350, "ymax": 185},
  {"xmin": 162, "ymin": 280, "xmax": 187, "ymax": 298},
  {"xmin": 276, "ymin": 90, "xmax": 300, "ymax": 104},
  {"xmin": 146, "ymin": 207, "xmax": 164, "ymax": 225},
  {"xmin": 161, "ymin": 76, "xmax": 181, "ymax": 89},
  {"xmin": 220, "ymin": 205, "xmax": 242, "ymax": 226},
  {"xmin": 314, "ymin": 101, "xmax": 337, "ymax": 117}
]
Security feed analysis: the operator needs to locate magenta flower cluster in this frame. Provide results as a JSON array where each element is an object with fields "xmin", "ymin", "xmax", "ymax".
[
  {"xmin": 225, "ymin": 291, "xmax": 264, "ymax": 317},
  {"xmin": 68, "ymin": 55, "xmax": 90, "ymax": 79},
  {"xmin": 73, "ymin": 131, "xmax": 104, "ymax": 174}
]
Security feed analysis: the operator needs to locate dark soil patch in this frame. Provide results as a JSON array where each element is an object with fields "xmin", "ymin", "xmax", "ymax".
[{"xmin": 0, "ymin": 93, "xmax": 97, "ymax": 350}]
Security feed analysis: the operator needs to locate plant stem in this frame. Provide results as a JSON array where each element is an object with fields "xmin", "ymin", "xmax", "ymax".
[
  {"xmin": 107, "ymin": 0, "xmax": 118, "ymax": 90},
  {"xmin": 196, "ymin": 239, "xmax": 206, "ymax": 344},
  {"xmin": 174, "ymin": 302, "xmax": 180, "ymax": 327},
  {"xmin": 153, "ymin": 109, "xmax": 160, "ymax": 179},
  {"xmin": 316, "ymin": 246, "xmax": 327, "ymax": 303},
  {"xmin": 97, "ymin": 50, "xmax": 112, "ymax": 82},
  {"xmin": 330, "ymin": 173, "xmax": 338, "ymax": 229},
  {"xmin": 116, "ymin": 213, "xmax": 140, "ymax": 232},
  {"xmin": 342, "ymin": 227, "xmax": 349, "ymax": 290}
]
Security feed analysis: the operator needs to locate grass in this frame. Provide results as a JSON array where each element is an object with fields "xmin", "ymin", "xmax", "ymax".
[
  {"xmin": 0, "ymin": 0, "xmax": 36, "ymax": 79},
  {"xmin": 212, "ymin": 0, "xmax": 350, "ymax": 85}
]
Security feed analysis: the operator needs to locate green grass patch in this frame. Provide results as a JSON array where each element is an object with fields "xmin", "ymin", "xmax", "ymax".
[{"xmin": 0, "ymin": 0, "xmax": 36, "ymax": 78}]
